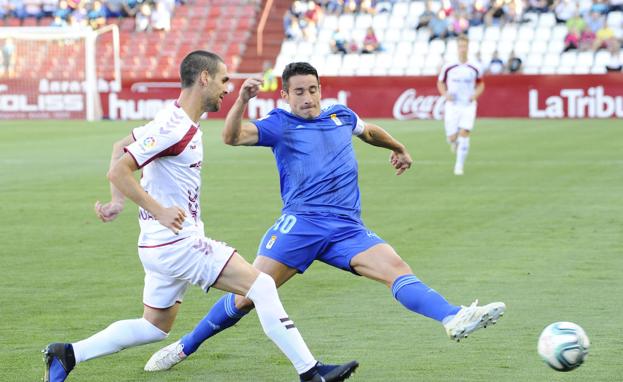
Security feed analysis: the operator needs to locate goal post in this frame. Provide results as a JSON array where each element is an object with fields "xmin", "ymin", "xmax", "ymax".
[{"xmin": 0, "ymin": 25, "xmax": 120, "ymax": 121}]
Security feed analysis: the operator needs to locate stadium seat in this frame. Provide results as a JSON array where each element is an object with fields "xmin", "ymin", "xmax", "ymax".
[
  {"xmin": 483, "ymin": 26, "xmax": 501, "ymax": 42},
  {"xmin": 522, "ymin": 66, "xmax": 540, "ymax": 74},
  {"xmin": 468, "ymin": 25, "xmax": 484, "ymax": 41},
  {"xmin": 538, "ymin": 13, "xmax": 556, "ymax": 28},
  {"xmin": 549, "ymin": 40, "xmax": 565, "ymax": 54},
  {"xmin": 338, "ymin": 14, "xmax": 355, "ymax": 30},
  {"xmin": 607, "ymin": 11, "xmax": 623, "ymax": 28},
  {"xmin": 416, "ymin": 28, "xmax": 432, "ymax": 41},
  {"xmin": 591, "ymin": 65, "xmax": 607, "ymax": 74},
  {"xmin": 324, "ymin": 54, "xmax": 343, "ymax": 75},
  {"xmin": 531, "ymin": 40, "xmax": 549, "ymax": 55},
  {"xmin": 540, "ymin": 66, "xmax": 557, "ymax": 74},
  {"xmin": 517, "ymin": 25, "xmax": 535, "ymax": 41},
  {"xmin": 413, "ymin": 40, "xmax": 429, "ymax": 55},
  {"xmin": 355, "ymin": 14, "xmax": 373, "ymax": 29},
  {"xmin": 409, "ymin": 1, "xmax": 425, "ymax": 18},
  {"xmin": 372, "ymin": 14, "xmax": 390, "ymax": 30},
  {"xmin": 429, "ymin": 39, "xmax": 446, "ymax": 55},
  {"xmin": 551, "ymin": 25, "xmax": 568, "ymax": 41},
  {"xmin": 576, "ymin": 51, "xmax": 594, "ymax": 67},
  {"xmin": 500, "ymin": 25, "xmax": 518, "ymax": 43},
  {"xmin": 396, "ymin": 40, "xmax": 414, "ymax": 56},
  {"xmin": 525, "ymin": 53, "xmax": 544, "ymax": 67},
  {"xmin": 402, "ymin": 29, "xmax": 417, "ymax": 42},
  {"xmin": 322, "ymin": 15, "xmax": 339, "ymax": 30},
  {"xmin": 392, "ymin": 2, "xmax": 410, "ymax": 18},
  {"xmin": 535, "ymin": 26, "xmax": 552, "ymax": 42}
]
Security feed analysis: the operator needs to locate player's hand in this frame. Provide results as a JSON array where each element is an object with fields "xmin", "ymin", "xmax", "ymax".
[
  {"xmin": 94, "ymin": 200, "xmax": 124, "ymax": 222},
  {"xmin": 239, "ymin": 77, "xmax": 263, "ymax": 103},
  {"xmin": 155, "ymin": 206, "xmax": 187, "ymax": 235},
  {"xmin": 390, "ymin": 150, "xmax": 413, "ymax": 176}
]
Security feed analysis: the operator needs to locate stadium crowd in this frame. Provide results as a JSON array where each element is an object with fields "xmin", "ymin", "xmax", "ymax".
[
  {"xmin": 0, "ymin": 0, "xmax": 182, "ymax": 32},
  {"xmin": 284, "ymin": 1, "xmax": 622, "ymax": 49}
]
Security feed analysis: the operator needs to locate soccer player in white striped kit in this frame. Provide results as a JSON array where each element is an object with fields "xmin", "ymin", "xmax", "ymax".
[
  {"xmin": 42, "ymin": 51, "xmax": 357, "ymax": 382},
  {"xmin": 437, "ymin": 34, "xmax": 485, "ymax": 176}
]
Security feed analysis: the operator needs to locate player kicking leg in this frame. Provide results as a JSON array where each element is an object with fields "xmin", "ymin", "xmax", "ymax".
[
  {"xmin": 146, "ymin": 216, "xmax": 504, "ymax": 372},
  {"xmin": 43, "ymin": 249, "xmax": 358, "ymax": 382}
]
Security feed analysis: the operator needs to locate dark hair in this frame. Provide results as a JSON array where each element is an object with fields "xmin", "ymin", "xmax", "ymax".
[
  {"xmin": 282, "ymin": 62, "xmax": 319, "ymax": 91},
  {"xmin": 179, "ymin": 51, "xmax": 224, "ymax": 88}
]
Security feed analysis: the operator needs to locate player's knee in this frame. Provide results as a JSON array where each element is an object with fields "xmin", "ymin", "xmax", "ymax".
[
  {"xmin": 234, "ymin": 294, "xmax": 255, "ymax": 312},
  {"xmin": 245, "ymin": 272, "xmax": 277, "ymax": 303}
]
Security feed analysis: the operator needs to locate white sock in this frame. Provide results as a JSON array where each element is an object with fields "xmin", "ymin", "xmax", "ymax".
[
  {"xmin": 72, "ymin": 318, "xmax": 167, "ymax": 364},
  {"xmin": 456, "ymin": 136, "xmax": 470, "ymax": 168},
  {"xmin": 245, "ymin": 272, "xmax": 316, "ymax": 374}
]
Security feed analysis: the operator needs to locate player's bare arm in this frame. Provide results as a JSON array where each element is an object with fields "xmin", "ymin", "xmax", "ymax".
[
  {"xmin": 107, "ymin": 154, "xmax": 186, "ymax": 234},
  {"xmin": 470, "ymin": 81, "xmax": 485, "ymax": 102},
  {"xmin": 437, "ymin": 80, "xmax": 454, "ymax": 101},
  {"xmin": 222, "ymin": 77, "xmax": 262, "ymax": 146},
  {"xmin": 358, "ymin": 123, "xmax": 413, "ymax": 175},
  {"xmin": 95, "ymin": 133, "xmax": 135, "ymax": 222}
]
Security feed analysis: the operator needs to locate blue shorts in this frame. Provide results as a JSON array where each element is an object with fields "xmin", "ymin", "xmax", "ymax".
[{"xmin": 257, "ymin": 212, "xmax": 385, "ymax": 274}]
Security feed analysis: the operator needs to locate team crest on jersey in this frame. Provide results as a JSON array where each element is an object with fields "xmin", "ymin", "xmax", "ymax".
[
  {"xmin": 330, "ymin": 113, "xmax": 343, "ymax": 126},
  {"xmin": 142, "ymin": 136, "xmax": 156, "ymax": 149},
  {"xmin": 266, "ymin": 235, "xmax": 277, "ymax": 249}
]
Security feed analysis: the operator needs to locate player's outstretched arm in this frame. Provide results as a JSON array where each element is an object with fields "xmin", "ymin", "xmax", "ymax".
[
  {"xmin": 471, "ymin": 81, "xmax": 485, "ymax": 102},
  {"xmin": 222, "ymin": 77, "xmax": 261, "ymax": 146},
  {"xmin": 357, "ymin": 123, "xmax": 413, "ymax": 175},
  {"xmin": 107, "ymin": 154, "xmax": 186, "ymax": 234},
  {"xmin": 95, "ymin": 134, "xmax": 134, "ymax": 222}
]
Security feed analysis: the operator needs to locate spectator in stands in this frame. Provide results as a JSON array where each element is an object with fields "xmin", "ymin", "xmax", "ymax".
[
  {"xmin": 88, "ymin": 0, "xmax": 106, "ymax": 29},
  {"xmin": 105, "ymin": 0, "xmax": 125, "ymax": 19},
  {"xmin": 605, "ymin": 41, "xmax": 622, "ymax": 71},
  {"xmin": 40, "ymin": 0, "xmax": 56, "ymax": 18},
  {"xmin": 484, "ymin": 0, "xmax": 508, "ymax": 26},
  {"xmin": 122, "ymin": 0, "xmax": 140, "ymax": 18},
  {"xmin": 54, "ymin": 0, "xmax": 71, "ymax": 21},
  {"xmin": 507, "ymin": 50, "xmax": 522, "ymax": 73},
  {"xmin": 71, "ymin": 1, "xmax": 89, "ymax": 29},
  {"xmin": 343, "ymin": 0, "xmax": 357, "ymax": 13},
  {"xmin": 51, "ymin": 14, "xmax": 67, "ymax": 26},
  {"xmin": 9, "ymin": 0, "xmax": 27, "ymax": 26},
  {"xmin": 0, "ymin": 0, "xmax": 8, "ymax": 25},
  {"xmin": 563, "ymin": 25, "xmax": 581, "ymax": 51},
  {"xmin": 583, "ymin": 10, "xmax": 604, "ymax": 48},
  {"xmin": 361, "ymin": 26, "xmax": 381, "ymax": 53},
  {"xmin": 348, "ymin": 38, "xmax": 359, "ymax": 53},
  {"xmin": 416, "ymin": 0, "xmax": 435, "ymax": 30},
  {"xmin": 554, "ymin": 0, "xmax": 576, "ymax": 23},
  {"xmin": 323, "ymin": 0, "xmax": 342, "ymax": 15},
  {"xmin": 450, "ymin": 6, "xmax": 470, "ymax": 36},
  {"xmin": 284, "ymin": 8, "xmax": 303, "ymax": 40},
  {"xmin": 593, "ymin": 22, "xmax": 616, "ymax": 50},
  {"xmin": 429, "ymin": 10, "xmax": 450, "ymax": 41},
  {"xmin": 488, "ymin": 50, "xmax": 505, "ymax": 74},
  {"xmin": 375, "ymin": 0, "xmax": 394, "ymax": 13},
  {"xmin": 135, "ymin": 1, "xmax": 151, "ymax": 32},
  {"xmin": 330, "ymin": 27, "xmax": 348, "ymax": 54},
  {"xmin": 610, "ymin": 0, "xmax": 623, "ymax": 12},
  {"xmin": 590, "ymin": 0, "xmax": 609, "ymax": 15},
  {"xmin": 151, "ymin": 0, "xmax": 171, "ymax": 31},
  {"xmin": 469, "ymin": 0, "xmax": 488, "ymax": 26},
  {"xmin": 359, "ymin": 0, "xmax": 375, "ymax": 14},
  {"xmin": 526, "ymin": 0, "xmax": 551, "ymax": 13},
  {"xmin": 23, "ymin": 0, "xmax": 43, "ymax": 25},
  {"xmin": 1, "ymin": 37, "xmax": 15, "ymax": 78}
]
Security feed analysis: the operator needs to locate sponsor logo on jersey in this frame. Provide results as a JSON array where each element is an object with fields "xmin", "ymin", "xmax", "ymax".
[
  {"xmin": 330, "ymin": 113, "xmax": 343, "ymax": 126},
  {"xmin": 266, "ymin": 235, "xmax": 277, "ymax": 249}
]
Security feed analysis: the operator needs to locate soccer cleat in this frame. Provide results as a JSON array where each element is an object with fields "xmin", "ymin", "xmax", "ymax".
[
  {"xmin": 300, "ymin": 361, "xmax": 359, "ymax": 382},
  {"xmin": 144, "ymin": 340, "xmax": 186, "ymax": 371},
  {"xmin": 42, "ymin": 343, "xmax": 75, "ymax": 382},
  {"xmin": 444, "ymin": 300, "xmax": 506, "ymax": 342},
  {"xmin": 453, "ymin": 165, "xmax": 464, "ymax": 176}
]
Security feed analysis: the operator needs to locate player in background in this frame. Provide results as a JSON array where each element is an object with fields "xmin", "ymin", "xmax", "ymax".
[
  {"xmin": 436, "ymin": 34, "xmax": 485, "ymax": 176},
  {"xmin": 42, "ymin": 51, "xmax": 358, "ymax": 382},
  {"xmin": 145, "ymin": 62, "xmax": 506, "ymax": 372}
]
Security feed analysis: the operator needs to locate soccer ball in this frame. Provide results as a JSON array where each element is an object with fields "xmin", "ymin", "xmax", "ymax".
[{"xmin": 537, "ymin": 322, "xmax": 590, "ymax": 372}]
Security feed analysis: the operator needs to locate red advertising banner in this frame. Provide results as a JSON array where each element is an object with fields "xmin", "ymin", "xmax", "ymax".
[{"xmin": 2, "ymin": 74, "xmax": 622, "ymax": 120}]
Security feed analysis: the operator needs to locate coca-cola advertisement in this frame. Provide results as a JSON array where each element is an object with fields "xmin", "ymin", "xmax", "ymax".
[{"xmin": 2, "ymin": 74, "xmax": 623, "ymax": 120}]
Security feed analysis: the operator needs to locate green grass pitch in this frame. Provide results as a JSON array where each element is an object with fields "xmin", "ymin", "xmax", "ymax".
[{"xmin": 1, "ymin": 118, "xmax": 621, "ymax": 381}]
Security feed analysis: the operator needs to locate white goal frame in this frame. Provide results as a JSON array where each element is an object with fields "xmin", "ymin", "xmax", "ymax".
[{"xmin": 0, "ymin": 25, "xmax": 121, "ymax": 121}]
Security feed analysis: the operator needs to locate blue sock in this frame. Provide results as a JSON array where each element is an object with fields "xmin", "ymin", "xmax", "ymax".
[
  {"xmin": 391, "ymin": 274, "xmax": 460, "ymax": 322},
  {"xmin": 180, "ymin": 293, "xmax": 248, "ymax": 355}
]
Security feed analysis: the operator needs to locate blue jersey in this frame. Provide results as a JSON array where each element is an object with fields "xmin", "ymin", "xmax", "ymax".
[{"xmin": 253, "ymin": 104, "xmax": 365, "ymax": 218}]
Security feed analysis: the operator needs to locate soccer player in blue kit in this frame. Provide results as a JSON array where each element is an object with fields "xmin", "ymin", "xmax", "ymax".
[{"xmin": 145, "ymin": 62, "xmax": 506, "ymax": 372}]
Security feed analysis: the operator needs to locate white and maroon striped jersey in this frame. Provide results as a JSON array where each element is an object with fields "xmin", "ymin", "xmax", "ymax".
[
  {"xmin": 125, "ymin": 101, "xmax": 204, "ymax": 247},
  {"xmin": 438, "ymin": 61, "xmax": 483, "ymax": 106}
]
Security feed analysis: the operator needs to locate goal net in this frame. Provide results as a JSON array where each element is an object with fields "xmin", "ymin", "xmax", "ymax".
[{"xmin": 0, "ymin": 25, "xmax": 120, "ymax": 121}]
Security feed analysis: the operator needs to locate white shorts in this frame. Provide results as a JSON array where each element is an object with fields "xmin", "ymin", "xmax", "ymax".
[
  {"xmin": 138, "ymin": 235, "xmax": 235, "ymax": 309},
  {"xmin": 444, "ymin": 101, "xmax": 477, "ymax": 137}
]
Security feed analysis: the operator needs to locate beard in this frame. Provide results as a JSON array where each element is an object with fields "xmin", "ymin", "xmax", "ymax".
[{"xmin": 205, "ymin": 96, "xmax": 220, "ymax": 112}]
